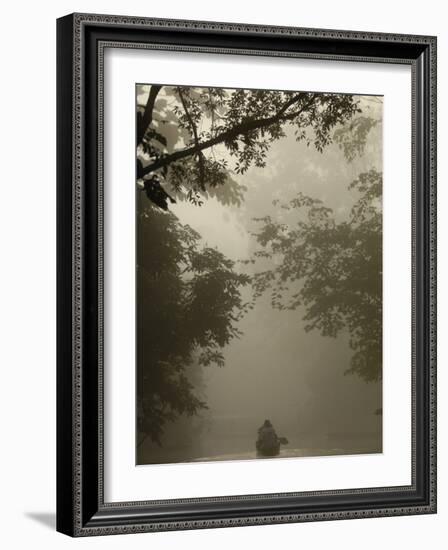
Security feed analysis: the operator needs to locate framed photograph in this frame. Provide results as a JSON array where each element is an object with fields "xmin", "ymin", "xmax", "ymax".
[{"xmin": 56, "ymin": 13, "xmax": 437, "ymax": 536}]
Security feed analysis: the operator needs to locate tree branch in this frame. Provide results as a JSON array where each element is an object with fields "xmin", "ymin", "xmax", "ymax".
[
  {"xmin": 178, "ymin": 89, "xmax": 206, "ymax": 190},
  {"xmin": 141, "ymin": 93, "xmax": 315, "ymax": 179},
  {"xmin": 137, "ymin": 85, "xmax": 162, "ymax": 144}
]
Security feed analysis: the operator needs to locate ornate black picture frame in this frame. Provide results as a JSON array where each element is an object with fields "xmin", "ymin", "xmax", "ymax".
[{"xmin": 57, "ymin": 13, "xmax": 437, "ymax": 536}]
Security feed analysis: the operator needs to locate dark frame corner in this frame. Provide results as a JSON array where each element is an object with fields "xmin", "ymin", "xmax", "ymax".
[{"xmin": 57, "ymin": 13, "xmax": 437, "ymax": 537}]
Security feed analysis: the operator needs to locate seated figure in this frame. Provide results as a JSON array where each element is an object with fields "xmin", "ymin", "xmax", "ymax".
[{"xmin": 256, "ymin": 419, "xmax": 280, "ymax": 457}]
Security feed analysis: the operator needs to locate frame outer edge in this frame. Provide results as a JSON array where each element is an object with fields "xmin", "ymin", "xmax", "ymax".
[
  {"xmin": 72, "ymin": 11, "xmax": 436, "ymax": 44},
  {"xmin": 60, "ymin": 13, "xmax": 437, "ymax": 536},
  {"xmin": 56, "ymin": 14, "xmax": 76, "ymax": 537},
  {"xmin": 73, "ymin": 12, "xmax": 84, "ymax": 537}
]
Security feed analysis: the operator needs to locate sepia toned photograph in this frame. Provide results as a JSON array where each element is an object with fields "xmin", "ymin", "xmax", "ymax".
[{"xmin": 136, "ymin": 83, "xmax": 383, "ymax": 465}]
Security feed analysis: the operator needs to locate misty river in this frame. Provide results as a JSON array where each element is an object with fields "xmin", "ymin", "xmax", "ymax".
[{"xmin": 138, "ymin": 414, "xmax": 381, "ymax": 465}]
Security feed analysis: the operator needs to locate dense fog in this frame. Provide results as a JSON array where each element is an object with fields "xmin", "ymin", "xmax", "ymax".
[{"xmin": 137, "ymin": 89, "xmax": 382, "ymax": 464}]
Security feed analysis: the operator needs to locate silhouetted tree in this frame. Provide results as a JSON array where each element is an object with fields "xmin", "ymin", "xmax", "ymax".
[
  {"xmin": 136, "ymin": 85, "xmax": 362, "ymax": 208},
  {"xmin": 137, "ymin": 200, "xmax": 250, "ymax": 444},
  {"xmin": 251, "ymin": 169, "xmax": 382, "ymax": 382}
]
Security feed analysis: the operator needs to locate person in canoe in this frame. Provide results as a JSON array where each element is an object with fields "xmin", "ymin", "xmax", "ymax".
[{"xmin": 256, "ymin": 419, "xmax": 288, "ymax": 457}]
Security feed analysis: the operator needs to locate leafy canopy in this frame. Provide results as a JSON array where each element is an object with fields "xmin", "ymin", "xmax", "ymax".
[
  {"xmin": 137, "ymin": 86, "xmax": 361, "ymax": 209},
  {"xmin": 250, "ymin": 169, "xmax": 382, "ymax": 382},
  {"xmin": 137, "ymin": 202, "xmax": 250, "ymax": 444}
]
